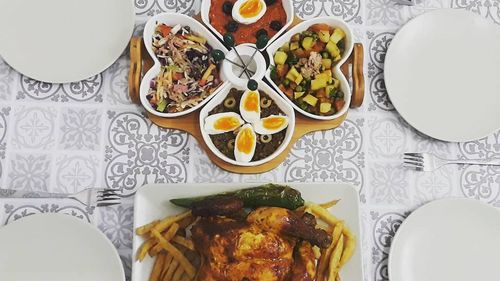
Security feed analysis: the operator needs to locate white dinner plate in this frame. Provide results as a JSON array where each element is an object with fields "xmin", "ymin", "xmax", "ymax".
[
  {"xmin": 0, "ymin": 213, "xmax": 124, "ymax": 281},
  {"xmin": 0, "ymin": 0, "xmax": 135, "ymax": 83},
  {"xmin": 132, "ymin": 183, "xmax": 364, "ymax": 281},
  {"xmin": 385, "ymin": 9, "xmax": 500, "ymax": 142},
  {"xmin": 389, "ymin": 199, "xmax": 500, "ymax": 281}
]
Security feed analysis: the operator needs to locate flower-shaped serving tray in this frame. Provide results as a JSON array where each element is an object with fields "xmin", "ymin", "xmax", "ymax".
[{"xmin": 128, "ymin": 15, "xmax": 365, "ymax": 174}]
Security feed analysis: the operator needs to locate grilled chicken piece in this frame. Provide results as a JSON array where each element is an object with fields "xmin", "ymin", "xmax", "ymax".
[
  {"xmin": 247, "ymin": 207, "xmax": 332, "ymax": 248},
  {"xmin": 191, "ymin": 216, "xmax": 295, "ymax": 281},
  {"xmin": 191, "ymin": 195, "xmax": 244, "ymax": 217},
  {"xmin": 290, "ymin": 241, "xmax": 317, "ymax": 281}
]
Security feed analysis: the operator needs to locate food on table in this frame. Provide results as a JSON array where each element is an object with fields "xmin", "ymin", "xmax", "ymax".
[
  {"xmin": 205, "ymin": 88, "xmax": 289, "ymax": 163},
  {"xmin": 203, "ymin": 112, "xmax": 244, "ymax": 134},
  {"xmin": 270, "ymin": 24, "xmax": 347, "ymax": 116},
  {"xmin": 209, "ymin": 0, "xmax": 287, "ymax": 45},
  {"xmin": 170, "ymin": 183, "xmax": 305, "ymax": 210},
  {"xmin": 136, "ymin": 184, "xmax": 356, "ymax": 281},
  {"xmin": 146, "ymin": 24, "xmax": 222, "ymax": 113},
  {"xmin": 232, "ymin": 0, "xmax": 267, "ymax": 24}
]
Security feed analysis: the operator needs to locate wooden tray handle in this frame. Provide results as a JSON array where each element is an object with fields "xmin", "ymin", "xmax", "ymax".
[
  {"xmin": 341, "ymin": 43, "xmax": 365, "ymax": 108},
  {"xmin": 350, "ymin": 43, "xmax": 365, "ymax": 108},
  {"xmin": 128, "ymin": 37, "xmax": 142, "ymax": 105}
]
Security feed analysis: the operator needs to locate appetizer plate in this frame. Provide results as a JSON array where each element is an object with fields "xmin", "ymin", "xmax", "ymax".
[
  {"xmin": 265, "ymin": 17, "xmax": 354, "ymax": 120},
  {"xmin": 389, "ymin": 198, "xmax": 500, "ymax": 281},
  {"xmin": 0, "ymin": 213, "xmax": 124, "ymax": 281},
  {"xmin": 385, "ymin": 9, "xmax": 500, "ymax": 142},
  {"xmin": 200, "ymin": 0, "xmax": 294, "ymax": 48},
  {"xmin": 0, "ymin": 0, "xmax": 134, "ymax": 83},
  {"xmin": 132, "ymin": 182, "xmax": 363, "ymax": 281},
  {"xmin": 199, "ymin": 82, "xmax": 296, "ymax": 166},
  {"xmin": 140, "ymin": 13, "xmax": 230, "ymax": 118}
]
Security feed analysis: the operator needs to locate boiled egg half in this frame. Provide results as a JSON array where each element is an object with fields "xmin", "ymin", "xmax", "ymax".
[
  {"xmin": 204, "ymin": 112, "xmax": 244, "ymax": 134},
  {"xmin": 235, "ymin": 124, "xmax": 256, "ymax": 162},
  {"xmin": 253, "ymin": 115, "xmax": 289, "ymax": 135},
  {"xmin": 232, "ymin": 0, "xmax": 267, "ymax": 25},
  {"xmin": 240, "ymin": 89, "xmax": 261, "ymax": 123}
]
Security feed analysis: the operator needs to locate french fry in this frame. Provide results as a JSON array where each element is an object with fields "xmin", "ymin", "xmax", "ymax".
[
  {"xmin": 164, "ymin": 258, "xmax": 179, "ymax": 281},
  {"xmin": 340, "ymin": 234, "xmax": 355, "ymax": 267},
  {"xmin": 149, "ymin": 253, "xmax": 166, "ymax": 281},
  {"xmin": 136, "ymin": 219, "xmax": 160, "ymax": 236},
  {"xmin": 160, "ymin": 254, "xmax": 174, "ymax": 280},
  {"xmin": 153, "ymin": 211, "xmax": 192, "ymax": 233},
  {"xmin": 172, "ymin": 265, "xmax": 184, "ymax": 281},
  {"xmin": 328, "ymin": 234, "xmax": 345, "ymax": 280},
  {"xmin": 317, "ymin": 223, "xmax": 343, "ymax": 281},
  {"xmin": 151, "ymin": 229, "xmax": 196, "ymax": 278},
  {"xmin": 137, "ymin": 239, "xmax": 155, "ymax": 261},
  {"xmin": 335, "ymin": 274, "xmax": 340, "ymax": 281},
  {"xmin": 173, "ymin": 235, "xmax": 195, "ymax": 251},
  {"xmin": 150, "ymin": 223, "xmax": 180, "ymax": 256},
  {"xmin": 307, "ymin": 203, "xmax": 341, "ymax": 226},
  {"xmin": 319, "ymin": 199, "xmax": 340, "ymax": 209}
]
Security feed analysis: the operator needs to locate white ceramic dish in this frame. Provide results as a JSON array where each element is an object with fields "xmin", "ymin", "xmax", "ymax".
[
  {"xmin": 265, "ymin": 17, "xmax": 354, "ymax": 120},
  {"xmin": 200, "ymin": 0, "xmax": 294, "ymax": 48},
  {"xmin": 0, "ymin": 213, "xmax": 124, "ymax": 281},
  {"xmin": 199, "ymin": 82, "xmax": 295, "ymax": 166},
  {"xmin": 0, "ymin": 0, "xmax": 134, "ymax": 83},
  {"xmin": 222, "ymin": 44, "xmax": 267, "ymax": 88},
  {"xmin": 389, "ymin": 198, "xmax": 500, "ymax": 281},
  {"xmin": 140, "ymin": 13, "xmax": 230, "ymax": 118},
  {"xmin": 132, "ymin": 182, "xmax": 364, "ymax": 281},
  {"xmin": 385, "ymin": 9, "xmax": 500, "ymax": 142}
]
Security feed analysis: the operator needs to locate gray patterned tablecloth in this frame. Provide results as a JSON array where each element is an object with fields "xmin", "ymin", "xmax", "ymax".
[{"xmin": 1, "ymin": 1, "xmax": 499, "ymax": 280}]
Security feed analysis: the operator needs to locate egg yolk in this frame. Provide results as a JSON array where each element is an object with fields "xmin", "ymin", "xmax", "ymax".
[
  {"xmin": 214, "ymin": 116, "xmax": 240, "ymax": 131},
  {"xmin": 244, "ymin": 91, "xmax": 259, "ymax": 112},
  {"xmin": 263, "ymin": 117, "xmax": 286, "ymax": 130},
  {"xmin": 239, "ymin": 0, "xmax": 263, "ymax": 19},
  {"xmin": 237, "ymin": 128, "xmax": 255, "ymax": 154}
]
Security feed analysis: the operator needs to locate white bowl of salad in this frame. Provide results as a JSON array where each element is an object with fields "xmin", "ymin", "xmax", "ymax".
[
  {"xmin": 140, "ymin": 13, "xmax": 230, "ymax": 118},
  {"xmin": 265, "ymin": 17, "xmax": 354, "ymax": 120}
]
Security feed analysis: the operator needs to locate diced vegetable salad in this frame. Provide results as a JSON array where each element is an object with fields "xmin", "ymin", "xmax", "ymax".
[
  {"xmin": 270, "ymin": 24, "xmax": 347, "ymax": 116},
  {"xmin": 147, "ymin": 24, "xmax": 222, "ymax": 113}
]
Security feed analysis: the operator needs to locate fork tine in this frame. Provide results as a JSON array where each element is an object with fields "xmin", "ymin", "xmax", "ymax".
[
  {"xmin": 403, "ymin": 164, "xmax": 424, "ymax": 171},
  {"xmin": 403, "ymin": 156, "xmax": 424, "ymax": 162},
  {"xmin": 98, "ymin": 196, "xmax": 121, "ymax": 201},
  {"xmin": 96, "ymin": 201, "xmax": 121, "ymax": 207},
  {"xmin": 404, "ymin": 153, "xmax": 423, "ymax": 158},
  {"xmin": 97, "ymin": 189, "xmax": 120, "ymax": 196},
  {"xmin": 403, "ymin": 160, "xmax": 424, "ymax": 167}
]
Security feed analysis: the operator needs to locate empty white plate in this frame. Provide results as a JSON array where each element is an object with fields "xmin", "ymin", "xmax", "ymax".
[
  {"xmin": 389, "ymin": 199, "xmax": 500, "ymax": 281},
  {"xmin": 385, "ymin": 9, "xmax": 500, "ymax": 142},
  {"xmin": 0, "ymin": 0, "xmax": 135, "ymax": 83},
  {"xmin": 0, "ymin": 213, "xmax": 124, "ymax": 281}
]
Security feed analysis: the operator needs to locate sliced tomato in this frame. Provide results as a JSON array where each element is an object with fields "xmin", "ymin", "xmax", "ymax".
[
  {"xmin": 158, "ymin": 24, "xmax": 172, "ymax": 37},
  {"xmin": 334, "ymin": 99, "xmax": 346, "ymax": 111}
]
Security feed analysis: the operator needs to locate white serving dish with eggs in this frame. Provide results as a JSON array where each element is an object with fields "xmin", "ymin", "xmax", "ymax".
[
  {"xmin": 199, "ymin": 82, "xmax": 295, "ymax": 167},
  {"xmin": 140, "ymin": 13, "xmax": 230, "ymax": 118},
  {"xmin": 200, "ymin": 0, "xmax": 294, "ymax": 48},
  {"xmin": 265, "ymin": 17, "xmax": 354, "ymax": 120}
]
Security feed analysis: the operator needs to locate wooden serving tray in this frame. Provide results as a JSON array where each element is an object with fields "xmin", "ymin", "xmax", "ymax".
[{"xmin": 128, "ymin": 16, "xmax": 365, "ymax": 174}]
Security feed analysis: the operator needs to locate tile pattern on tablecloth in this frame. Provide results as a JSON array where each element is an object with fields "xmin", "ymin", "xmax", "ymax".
[{"xmin": 1, "ymin": 1, "xmax": 500, "ymax": 280}]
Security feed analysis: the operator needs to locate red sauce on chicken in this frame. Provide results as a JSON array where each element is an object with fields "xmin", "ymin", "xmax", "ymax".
[{"xmin": 209, "ymin": 0, "xmax": 287, "ymax": 45}]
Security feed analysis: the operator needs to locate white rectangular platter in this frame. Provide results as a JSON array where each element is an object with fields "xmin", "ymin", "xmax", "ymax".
[{"xmin": 132, "ymin": 182, "xmax": 363, "ymax": 281}]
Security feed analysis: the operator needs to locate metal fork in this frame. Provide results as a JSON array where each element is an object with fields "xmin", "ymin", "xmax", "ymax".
[
  {"xmin": 0, "ymin": 188, "xmax": 121, "ymax": 207},
  {"xmin": 403, "ymin": 152, "xmax": 500, "ymax": 172}
]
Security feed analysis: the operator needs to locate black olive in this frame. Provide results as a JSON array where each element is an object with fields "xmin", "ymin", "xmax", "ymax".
[
  {"xmin": 225, "ymin": 20, "xmax": 239, "ymax": 32},
  {"xmin": 265, "ymin": 0, "xmax": 276, "ymax": 5},
  {"xmin": 222, "ymin": 1, "xmax": 233, "ymax": 15},
  {"xmin": 255, "ymin": 28, "xmax": 268, "ymax": 39},
  {"xmin": 270, "ymin": 20, "xmax": 283, "ymax": 31}
]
